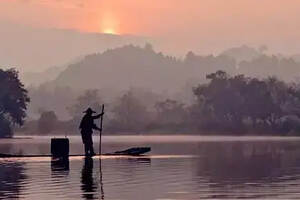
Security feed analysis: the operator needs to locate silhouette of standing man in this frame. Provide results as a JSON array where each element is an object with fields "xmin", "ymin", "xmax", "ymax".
[{"xmin": 79, "ymin": 107, "xmax": 104, "ymax": 156}]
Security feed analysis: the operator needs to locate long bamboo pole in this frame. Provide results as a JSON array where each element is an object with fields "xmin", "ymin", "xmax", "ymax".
[
  {"xmin": 99, "ymin": 104, "xmax": 105, "ymax": 155},
  {"xmin": 99, "ymin": 104, "xmax": 105, "ymax": 199}
]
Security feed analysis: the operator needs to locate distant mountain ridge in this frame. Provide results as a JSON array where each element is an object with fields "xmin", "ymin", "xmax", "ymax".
[
  {"xmin": 50, "ymin": 44, "xmax": 300, "ymax": 93},
  {"xmin": 0, "ymin": 22, "xmax": 149, "ymax": 72},
  {"xmin": 52, "ymin": 44, "xmax": 236, "ymax": 92}
]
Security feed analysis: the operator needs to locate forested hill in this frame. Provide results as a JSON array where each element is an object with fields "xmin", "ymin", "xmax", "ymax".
[
  {"xmin": 53, "ymin": 44, "xmax": 236, "ymax": 92},
  {"xmin": 52, "ymin": 44, "xmax": 300, "ymax": 93}
]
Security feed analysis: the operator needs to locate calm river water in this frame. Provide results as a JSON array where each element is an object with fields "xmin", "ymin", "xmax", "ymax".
[{"xmin": 1, "ymin": 135, "xmax": 300, "ymax": 199}]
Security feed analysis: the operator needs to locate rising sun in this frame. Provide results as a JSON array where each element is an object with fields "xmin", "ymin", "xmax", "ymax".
[
  {"xmin": 103, "ymin": 28, "xmax": 117, "ymax": 35},
  {"xmin": 100, "ymin": 12, "xmax": 119, "ymax": 35}
]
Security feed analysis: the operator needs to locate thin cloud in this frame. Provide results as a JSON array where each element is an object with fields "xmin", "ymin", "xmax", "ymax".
[{"xmin": 12, "ymin": 0, "xmax": 85, "ymax": 9}]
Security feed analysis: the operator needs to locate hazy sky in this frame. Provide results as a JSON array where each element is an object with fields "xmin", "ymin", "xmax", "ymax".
[{"xmin": 1, "ymin": 0, "xmax": 300, "ymax": 54}]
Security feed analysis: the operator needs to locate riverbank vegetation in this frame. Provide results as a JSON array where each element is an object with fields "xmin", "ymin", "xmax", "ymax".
[
  {"xmin": 0, "ymin": 69, "xmax": 30, "ymax": 138},
  {"xmin": 18, "ymin": 70, "xmax": 300, "ymax": 136},
  {"xmin": 3, "ymin": 45, "xmax": 300, "ymax": 137}
]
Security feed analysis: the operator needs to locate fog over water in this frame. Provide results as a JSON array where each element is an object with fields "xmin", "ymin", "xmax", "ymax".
[{"xmin": 1, "ymin": 136, "xmax": 300, "ymax": 199}]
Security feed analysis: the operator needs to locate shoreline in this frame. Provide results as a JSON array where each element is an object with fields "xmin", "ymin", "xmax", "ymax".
[{"xmin": 13, "ymin": 131, "xmax": 300, "ymax": 137}]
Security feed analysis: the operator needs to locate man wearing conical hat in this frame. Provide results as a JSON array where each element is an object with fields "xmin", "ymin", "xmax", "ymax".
[{"xmin": 79, "ymin": 107, "xmax": 104, "ymax": 156}]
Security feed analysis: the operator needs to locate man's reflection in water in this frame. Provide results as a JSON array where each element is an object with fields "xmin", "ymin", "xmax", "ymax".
[{"xmin": 81, "ymin": 157, "xmax": 98, "ymax": 200}]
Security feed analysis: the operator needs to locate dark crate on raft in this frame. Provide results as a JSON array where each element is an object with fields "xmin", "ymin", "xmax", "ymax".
[{"xmin": 51, "ymin": 138, "xmax": 69, "ymax": 158}]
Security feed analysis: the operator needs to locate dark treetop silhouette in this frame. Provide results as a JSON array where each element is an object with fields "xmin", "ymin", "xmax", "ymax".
[
  {"xmin": 79, "ymin": 107, "xmax": 104, "ymax": 156},
  {"xmin": 0, "ymin": 68, "xmax": 30, "ymax": 138}
]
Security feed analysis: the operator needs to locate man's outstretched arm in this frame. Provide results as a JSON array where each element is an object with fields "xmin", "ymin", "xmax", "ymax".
[{"xmin": 92, "ymin": 112, "xmax": 104, "ymax": 119}]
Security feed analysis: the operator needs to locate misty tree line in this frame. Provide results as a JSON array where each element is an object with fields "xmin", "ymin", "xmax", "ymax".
[
  {"xmin": 190, "ymin": 71, "xmax": 300, "ymax": 134},
  {"xmin": 52, "ymin": 44, "xmax": 300, "ymax": 97},
  {"xmin": 23, "ymin": 70, "xmax": 300, "ymax": 136},
  {"xmin": 2, "ymin": 66, "xmax": 300, "ymax": 137}
]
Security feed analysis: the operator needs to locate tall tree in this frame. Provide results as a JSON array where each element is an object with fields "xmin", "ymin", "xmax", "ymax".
[{"xmin": 0, "ymin": 68, "xmax": 30, "ymax": 137}]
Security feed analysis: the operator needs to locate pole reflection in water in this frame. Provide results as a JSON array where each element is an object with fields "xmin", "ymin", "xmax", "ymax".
[{"xmin": 99, "ymin": 157, "xmax": 104, "ymax": 200}]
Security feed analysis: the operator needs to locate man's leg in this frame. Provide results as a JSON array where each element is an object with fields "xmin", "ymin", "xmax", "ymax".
[
  {"xmin": 87, "ymin": 141, "xmax": 95, "ymax": 156},
  {"xmin": 84, "ymin": 144, "xmax": 89, "ymax": 155},
  {"xmin": 86, "ymin": 135, "xmax": 95, "ymax": 156},
  {"xmin": 90, "ymin": 135, "xmax": 95, "ymax": 155},
  {"xmin": 82, "ymin": 133, "xmax": 89, "ymax": 155},
  {"xmin": 89, "ymin": 143, "xmax": 95, "ymax": 155}
]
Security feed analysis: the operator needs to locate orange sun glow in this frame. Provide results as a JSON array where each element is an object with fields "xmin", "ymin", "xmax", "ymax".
[
  {"xmin": 102, "ymin": 28, "xmax": 117, "ymax": 34},
  {"xmin": 100, "ymin": 12, "xmax": 119, "ymax": 35}
]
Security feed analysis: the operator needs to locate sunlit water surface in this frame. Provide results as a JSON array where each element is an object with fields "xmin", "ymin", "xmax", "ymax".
[{"xmin": 1, "ymin": 135, "xmax": 300, "ymax": 199}]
